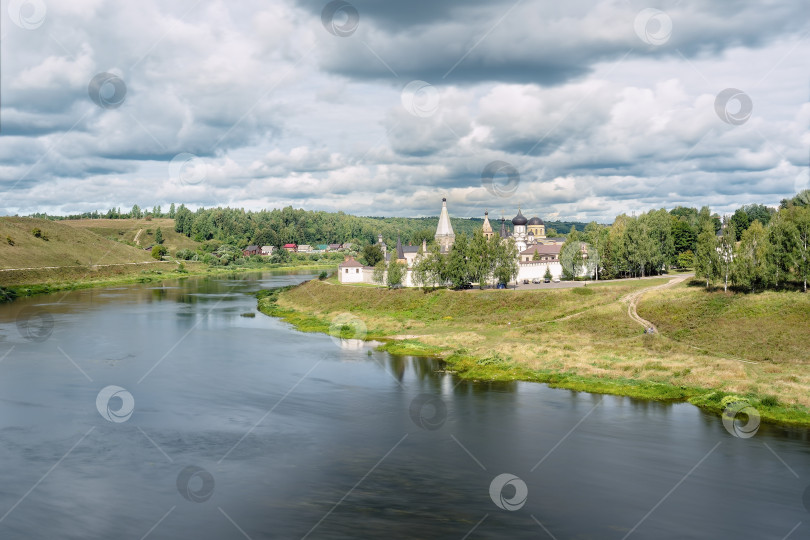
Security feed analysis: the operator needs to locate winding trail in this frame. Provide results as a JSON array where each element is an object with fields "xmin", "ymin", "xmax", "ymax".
[
  {"xmin": 623, "ymin": 273, "xmax": 693, "ymax": 332},
  {"xmin": 133, "ymin": 228, "xmax": 144, "ymax": 245}
]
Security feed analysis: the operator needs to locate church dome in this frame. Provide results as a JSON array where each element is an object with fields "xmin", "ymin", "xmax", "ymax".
[
  {"xmin": 512, "ymin": 209, "xmax": 528, "ymax": 226},
  {"xmin": 527, "ymin": 216, "xmax": 544, "ymax": 226}
]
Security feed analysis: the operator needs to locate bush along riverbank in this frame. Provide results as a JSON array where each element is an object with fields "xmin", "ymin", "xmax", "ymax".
[{"xmin": 257, "ymin": 278, "xmax": 810, "ymax": 428}]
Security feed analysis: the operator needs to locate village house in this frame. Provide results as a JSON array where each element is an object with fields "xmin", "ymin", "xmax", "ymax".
[
  {"xmin": 261, "ymin": 245, "xmax": 274, "ymax": 256},
  {"xmin": 283, "ymin": 243, "xmax": 297, "ymax": 253},
  {"xmin": 242, "ymin": 245, "xmax": 260, "ymax": 256}
]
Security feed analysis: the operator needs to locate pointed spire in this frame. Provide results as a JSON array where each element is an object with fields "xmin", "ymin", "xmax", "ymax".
[
  {"xmin": 396, "ymin": 235, "xmax": 405, "ymax": 260},
  {"xmin": 435, "ymin": 197, "xmax": 455, "ymax": 253}
]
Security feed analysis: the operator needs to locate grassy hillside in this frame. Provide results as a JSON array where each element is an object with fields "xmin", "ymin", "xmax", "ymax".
[
  {"xmin": 637, "ymin": 283, "xmax": 810, "ymax": 405},
  {"xmin": 0, "ymin": 217, "xmax": 185, "ymax": 290},
  {"xmin": 0, "ymin": 217, "xmax": 155, "ymax": 269},
  {"xmin": 61, "ymin": 218, "xmax": 200, "ymax": 253},
  {"xmin": 259, "ymin": 278, "xmax": 810, "ymax": 424}
]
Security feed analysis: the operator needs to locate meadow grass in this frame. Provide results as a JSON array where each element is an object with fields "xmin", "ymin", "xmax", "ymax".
[{"xmin": 258, "ymin": 278, "xmax": 810, "ymax": 426}]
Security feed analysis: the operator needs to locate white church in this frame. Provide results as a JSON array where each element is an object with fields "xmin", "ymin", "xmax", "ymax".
[{"xmin": 338, "ymin": 198, "xmax": 569, "ymax": 286}]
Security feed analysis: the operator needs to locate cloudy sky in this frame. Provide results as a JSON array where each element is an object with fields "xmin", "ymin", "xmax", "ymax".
[{"xmin": 1, "ymin": 0, "xmax": 808, "ymax": 222}]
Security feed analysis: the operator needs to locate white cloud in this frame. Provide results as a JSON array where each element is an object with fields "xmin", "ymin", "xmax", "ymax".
[{"xmin": 0, "ymin": 0, "xmax": 808, "ymax": 223}]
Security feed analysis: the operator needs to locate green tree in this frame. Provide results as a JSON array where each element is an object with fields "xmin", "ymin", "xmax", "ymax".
[
  {"xmin": 155, "ymin": 227, "xmax": 164, "ymax": 245},
  {"xmin": 386, "ymin": 260, "xmax": 406, "ymax": 288},
  {"xmin": 767, "ymin": 210, "xmax": 796, "ymax": 288},
  {"xmin": 361, "ymin": 244, "xmax": 384, "ymax": 267},
  {"xmin": 694, "ymin": 223, "xmax": 718, "ymax": 289},
  {"xmin": 468, "ymin": 230, "xmax": 494, "ymax": 288},
  {"xmin": 169, "ymin": 203, "xmax": 176, "ymax": 218},
  {"xmin": 445, "ymin": 234, "xmax": 471, "ymax": 289},
  {"xmin": 622, "ymin": 216, "xmax": 657, "ymax": 277},
  {"xmin": 730, "ymin": 208, "xmax": 750, "ymax": 240},
  {"xmin": 412, "ymin": 244, "xmax": 445, "ymax": 288},
  {"xmin": 671, "ymin": 218, "xmax": 697, "ymax": 255},
  {"xmin": 732, "ymin": 220, "xmax": 770, "ymax": 291},
  {"xmin": 717, "ymin": 220, "xmax": 736, "ymax": 292},
  {"xmin": 544, "ymin": 266, "xmax": 552, "ymax": 280},
  {"xmin": 787, "ymin": 205, "xmax": 810, "ymax": 292},
  {"xmin": 584, "ymin": 221, "xmax": 606, "ymax": 280},
  {"xmin": 372, "ymin": 261, "xmax": 386, "ymax": 285},
  {"xmin": 492, "ymin": 239, "xmax": 519, "ymax": 286},
  {"xmin": 648, "ymin": 209, "xmax": 675, "ymax": 272},
  {"xmin": 270, "ymin": 246, "xmax": 291, "ymax": 264},
  {"xmin": 742, "ymin": 204, "xmax": 772, "ymax": 227},
  {"xmin": 130, "ymin": 204, "xmax": 142, "ymax": 219},
  {"xmin": 560, "ymin": 241, "xmax": 583, "ymax": 279},
  {"xmin": 151, "ymin": 245, "xmax": 167, "ymax": 260},
  {"xmin": 677, "ymin": 250, "xmax": 694, "ymax": 269}
]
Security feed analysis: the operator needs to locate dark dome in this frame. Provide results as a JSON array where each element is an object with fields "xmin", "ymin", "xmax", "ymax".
[
  {"xmin": 512, "ymin": 210, "xmax": 528, "ymax": 226},
  {"xmin": 527, "ymin": 216, "xmax": 544, "ymax": 226}
]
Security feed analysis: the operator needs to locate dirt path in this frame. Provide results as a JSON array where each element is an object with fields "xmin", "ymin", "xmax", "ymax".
[
  {"xmin": 623, "ymin": 273, "xmax": 693, "ymax": 332},
  {"xmin": 133, "ymin": 228, "xmax": 143, "ymax": 245}
]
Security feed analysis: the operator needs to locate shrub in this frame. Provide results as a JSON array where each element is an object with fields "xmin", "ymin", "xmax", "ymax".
[
  {"xmin": 31, "ymin": 228, "xmax": 48, "ymax": 240},
  {"xmin": 6, "ymin": 236, "xmax": 14, "ymax": 246},
  {"xmin": 318, "ymin": 271, "xmax": 328, "ymax": 280},
  {"xmin": 151, "ymin": 245, "xmax": 167, "ymax": 260},
  {"xmin": 175, "ymin": 249, "xmax": 195, "ymax": 260}
]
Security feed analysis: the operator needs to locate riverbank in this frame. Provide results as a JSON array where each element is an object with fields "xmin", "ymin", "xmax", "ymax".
[
  {"xmin": 257, "ymin": 278, "xmax": 810, "ymax": 427},
  {"xmin": 1, "ymin": 262, "xmax": 336, "ymax": 302}
]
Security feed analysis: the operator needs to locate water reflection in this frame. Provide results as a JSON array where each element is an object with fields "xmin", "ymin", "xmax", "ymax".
[{"xmin": 0, "ymin": 271, "xmax": 807, "ymax": 539}]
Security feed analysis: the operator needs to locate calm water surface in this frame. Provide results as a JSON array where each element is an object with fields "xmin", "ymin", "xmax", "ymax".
[{"xmin": 0, "ymin": 271, "xmax": 808, "ymax": 539}]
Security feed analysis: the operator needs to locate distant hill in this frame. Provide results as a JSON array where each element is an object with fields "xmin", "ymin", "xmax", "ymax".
[
  {"xmin": 363, "ymin": 216, "xmax": 586, "ymax": 238},
  {"xmin": 28, "ymin": 207, "xmax": 589, "ymax": 249},
  {"xmin": 0, "ymin": 217, "xmax": 154, "ymax": 269},
  {"xmin": 61, "ymin": 218, "xmax": 201, "ymax": 253}
]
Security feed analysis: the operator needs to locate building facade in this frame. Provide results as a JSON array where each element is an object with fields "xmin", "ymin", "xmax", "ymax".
[{"xmin": 338, "ymin": 198, "xmax": 575, "ymax": 286}]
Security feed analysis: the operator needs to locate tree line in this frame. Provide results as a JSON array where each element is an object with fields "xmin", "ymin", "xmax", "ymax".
[
  {"xmin": 31, "ymin": 204, "xmax": 579, "ymax": 248},
  {"xmin": 562, "ymin": 190, "xmax": 810, "ymax": 292}
]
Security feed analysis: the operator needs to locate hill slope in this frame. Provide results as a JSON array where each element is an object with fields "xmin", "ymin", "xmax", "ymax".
[
  {"xmin": 0, "ymin": 217, "xmax": 154, "ymax": 269},
  {"xmin": 60, "ymin": 218, "xmax": 200, "ymax": 253}
]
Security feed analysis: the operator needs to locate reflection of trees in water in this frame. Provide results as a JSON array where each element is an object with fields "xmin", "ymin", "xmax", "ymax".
[
  {"xmin": 378, "ymin": 354, "xmax": 522, "ymax": 398},
  {"xmin": 380, "ymin": 355, "xmax": 449, "ymax": 389}
]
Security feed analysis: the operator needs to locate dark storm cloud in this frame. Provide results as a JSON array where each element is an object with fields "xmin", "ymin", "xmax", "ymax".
[{"xmin": 311, "ymin": 0, "xmax": 807, "ymax": 85}]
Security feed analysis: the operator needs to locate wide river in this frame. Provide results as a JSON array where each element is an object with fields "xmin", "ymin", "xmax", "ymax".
[{"xmin": 0, "ymin": 271, "xmax": 808, "ymax": 539}]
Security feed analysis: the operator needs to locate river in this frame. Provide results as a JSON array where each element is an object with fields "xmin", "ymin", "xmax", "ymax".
[{"xmin": 0, "ymin": 271, "xmax": 808, "ymax": 539}]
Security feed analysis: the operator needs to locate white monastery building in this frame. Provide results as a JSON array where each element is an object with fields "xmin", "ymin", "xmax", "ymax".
[{"xmin": 338, "ymin": 198, "xmax": 572, "ymax": 286}]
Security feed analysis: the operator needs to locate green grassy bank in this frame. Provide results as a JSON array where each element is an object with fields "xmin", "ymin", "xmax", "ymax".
[
  {"xmin": 257, "ymin": 278, "xmax": 810, "ymax": 427},
  {"xmin": 1, "ymin": 263, "xmax": 335, "ymax": 303}
]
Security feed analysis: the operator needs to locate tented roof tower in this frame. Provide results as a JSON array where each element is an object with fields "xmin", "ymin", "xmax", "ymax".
[
  {"xmin": 482, "ymin": 210, "xmax": 494, "ymax": 239},
  {"xmin": 435, "ymin": 198, "xmax": 455, "ymax": 253}
]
